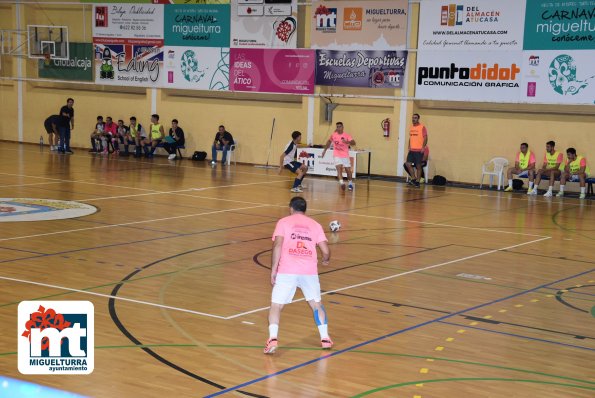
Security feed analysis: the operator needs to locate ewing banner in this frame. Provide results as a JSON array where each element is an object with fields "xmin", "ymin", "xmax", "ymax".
[
  {"xmin": 415, "ymin": 50, "xmax": 523, "ymax": 102},
  {"xmin": 310, "ymin": 0, "xmax": 407, "ymax": 50},
  {"xmin": 315, "ymin": 50, "xmax": 408, "ymax": 88},
  {"xmin": 417, "ymin": 0, "xmax": 525, "ymax": 51},
  {"xmin": 94, "ymin": 43, "xmax": 163, "ymax": 87}
]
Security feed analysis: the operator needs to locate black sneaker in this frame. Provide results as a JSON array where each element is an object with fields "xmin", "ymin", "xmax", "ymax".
[
  {"xmin": 65, "ymin": 149, "xmax": 74, "ymax": 155},
  {"xmin": 407, "ymin": 179, "xmax": 415, "ymax": 186},
  {"xmin": 414, "ymin": 181, "xmax": 420, "ymax": 187}
]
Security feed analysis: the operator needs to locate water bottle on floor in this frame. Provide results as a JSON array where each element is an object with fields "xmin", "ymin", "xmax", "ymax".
[{"xmin": 39, "ymin": 135, "xmax": 44, "ymax": 148}]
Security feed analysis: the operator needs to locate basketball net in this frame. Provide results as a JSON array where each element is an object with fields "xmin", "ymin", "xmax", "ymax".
[{"xmin": 43, "ymin": 53, "xmax": 51, "ymax": 66}]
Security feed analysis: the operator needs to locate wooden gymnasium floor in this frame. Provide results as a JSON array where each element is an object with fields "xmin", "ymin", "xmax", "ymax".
[{"xmin": 0, "ymin": 142, "xmax": 593, "ymax": 398}]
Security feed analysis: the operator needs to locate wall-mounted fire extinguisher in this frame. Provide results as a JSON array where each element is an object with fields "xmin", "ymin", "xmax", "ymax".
[{"xmin": 381, "ymin": 118, "xmax": 390, "ymax": 137}]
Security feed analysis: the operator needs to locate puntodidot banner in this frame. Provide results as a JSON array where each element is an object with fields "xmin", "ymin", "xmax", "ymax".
[
  {"xmin": 521, "ymin": 50, "xmax": 595, "ymax": 104},
  {"xmin": 230, "ymin": 0, "xmax": 298, "ymax": 48},
  {"xmin": 523, "ymin": 0, "xmax": 595, "ymax": 50},
  {"xmin": 164, "ymin": 4, "xmax": 230, "ymax": 47},
  {"xmin": 163, "ymin": 46, "xmax": 229, "ymax": 90},
  {"xmin": 417, "ymin": 0, "xmax": 525, "ymax": 51},
  {"xmin": 92, "ymin": 4, "xmax": 164, "ymax": 44},
  {"xmin": 415, "ymin": 50, "xmax": 523, "ymax": 102},
  {"xmin": 310, "ymin": 0, "xmax": 407, "ymax": 50},
  {"xmin": 315, "ymin": 50, "xmax": 408, "ymax": 88},
  {"xmin": 94, "ymin": 43, "xmax": 163, "ymax": 87},
  {"xmin": 38, "ymin": 43, "xmax": 93, "ymax": 81},
  {"xmin": 229, "ymin": 48, "xmax": 314, "ymax": 93}
]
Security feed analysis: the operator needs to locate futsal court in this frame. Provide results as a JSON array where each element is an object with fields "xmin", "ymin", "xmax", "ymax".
[{"xmin": 0, "ymin": 142, "xmax": 593, "ymax": 397}]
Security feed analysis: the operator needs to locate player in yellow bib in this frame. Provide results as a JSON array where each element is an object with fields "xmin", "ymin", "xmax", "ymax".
[
  {"xmin": 530, "ymin": 140, "xmax": 564, "ymax": 197},
  {"xmin": 147, "ymin": 114, "xmax": 165, "ymax": 158},
  {"xmin": 556, "ymin": 148, "xmax": 590, "ymax": 199},
  {"xmin": 505, "ymin": 142, "xmax": 536, "ymax": 193}
]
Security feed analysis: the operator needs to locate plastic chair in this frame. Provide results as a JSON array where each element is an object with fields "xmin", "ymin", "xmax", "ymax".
[
  {"xmin": 480, "ymin": 157, "xmax": 509, "ymax": 190},
  {"xmin": 217, "ymin": 140, "xmax": 237, "ymax": 165}
]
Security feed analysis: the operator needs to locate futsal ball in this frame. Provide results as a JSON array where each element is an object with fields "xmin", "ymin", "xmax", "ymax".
[{"xmin": 329, "ymin": 220, "xmax": 341, "ymax": 232}]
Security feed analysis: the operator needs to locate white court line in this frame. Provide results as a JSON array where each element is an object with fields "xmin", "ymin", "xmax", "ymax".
[
  {"xmin": 0, "ymin": 275, "xmax": 226, "ymax": 319},
  {"xmin": 224, "ymin": 236, "xmax": 552, "ymax": 319},
  {"xmin": 331, "ymin": 210, "xmax": 550, "ymax": 238},
  {"xmin": 0, "ymin": 181, "xmax": 65, "ymax": 188},
  {"xmin": 0, "ymin": 204, "xmax": 269, "ymax": 242},
  {"xmin": 0, "ymin": 236, "xmax": 551, "ymax": 320}
]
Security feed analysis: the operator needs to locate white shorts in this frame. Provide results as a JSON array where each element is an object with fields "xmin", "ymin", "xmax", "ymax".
[
  {"xmin": 568, "ymin": 174, "xmax": 587, "ymax": 182},
  {"xmin": 271, "ymin": 274, "xmax": 321, "ymax": 304},
  {"xmin": 334, "ymin": 157, "xmax": 351, "ymax": 167}
]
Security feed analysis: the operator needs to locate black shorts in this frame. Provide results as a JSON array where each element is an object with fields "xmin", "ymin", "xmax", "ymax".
[
  {"xmin": 284, "ymin": 161, "xmax": 303, "ymax": 173},
  {"xmin": 407, "ymin": 151, "xmax": 424, "ymax": 166},
  {"xmin": 44, "ymin": 122, "xmax": 54, "ymax": 134}
]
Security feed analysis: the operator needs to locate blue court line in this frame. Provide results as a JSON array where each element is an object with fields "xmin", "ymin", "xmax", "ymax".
[
  {"xmin": 437, "ymin": 320, "xmax": 595, "ymax": 352},
  {"xmin": 0, "ymin": 246, "xmax": 45, "ymax": 255},
  {"xmin": 204, "ymin": 267, "xmax": 595, "ymax": 397}
]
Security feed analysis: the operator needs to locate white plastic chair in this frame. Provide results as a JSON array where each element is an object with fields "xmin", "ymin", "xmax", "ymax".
[
  {"xmin": 218, "ymin": 140, "xmax": 237, "ymax": 165},
  {"xmin": 480, "ymin": 157, "xmax": 509, "ymax": 190}
]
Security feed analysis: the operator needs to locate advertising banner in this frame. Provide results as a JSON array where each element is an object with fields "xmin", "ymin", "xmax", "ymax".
[
  {"xmin": 164, "ymin": 4, "xmax": 230, "ymax": 47},
  {"xmin": 297, "ymin": 148, "xmax": 357, "ymax": 178},
  {"xmin": 310, "ymin": 0, "xmax": 407, "ymax": 50},
  {"xmin": 163, "ymin": 46, "xmax": 229, "ymax": 90},
  {"xmin": 230, "ymin": 0, "xmax": 298, "ymax": 48},
  {"xmin": 94, "ymin": 42, "xmax": 163, "ymax": 87},
  {"xmin": 521, "ymin": 50, "xmax": 595, "ymax": 104},
  {"xmin": 523, "ymin": 0, "xmax": 595, "ymax": 50},
  {"xmin": 38, "ymin": 43, "xmax": 93, "ymax": 81},
  {"xmin": 417, "ymin": 0, "xmax": 525, "ymax": 51},
  {"xmin": 315, "ymin": 50, "xmax": 408, "ymax": 88},
  {"xmin": 415, "ymin": 50, "xmax": 523, "ymax": 102},
  {"xmin": 92, "ymin": 3, "xmax": 164, "ymax": 44},
  {"xmin": 229, "ymin": 48, "xmax": 314, "ymax": 93}
]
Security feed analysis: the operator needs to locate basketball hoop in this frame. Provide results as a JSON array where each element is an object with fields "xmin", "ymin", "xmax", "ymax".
[{"xmin": 43, "ymin": 53, "xmax": 51, "ymax": 66}]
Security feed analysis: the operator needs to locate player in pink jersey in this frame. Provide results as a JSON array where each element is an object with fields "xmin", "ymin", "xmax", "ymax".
[
  {"xmin": 264, "ymin": 197, "xmax": 332, "ymax": 354},
  {"xmin": 321, "ymin": 122, "xmax": 356, "ymax": 191}
]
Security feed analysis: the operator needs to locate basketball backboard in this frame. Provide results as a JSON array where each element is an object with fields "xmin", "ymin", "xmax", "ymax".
[{"xmin": 27, "ymin": 25, "xmax": 68, "ymax": 60}]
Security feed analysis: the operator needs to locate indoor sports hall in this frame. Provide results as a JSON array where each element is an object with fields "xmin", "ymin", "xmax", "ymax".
[{"xmin": 0, "ymin": 1, "xmax": 593, "ymax": 397}]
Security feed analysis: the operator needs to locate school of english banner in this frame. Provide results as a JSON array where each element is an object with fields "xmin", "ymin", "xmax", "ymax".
[
  {"xmin": 310, "ymin": 0, "xmax": 407, "ymax": 50},
  {"xmin": 163, "ymin": 46, "xmax": 229, "ymax": 90},
  {"xmin": 315, "ymin": 50, "xmax": 408, "ymax": 88},
  {"xmin": 521, "ymin": 50, "xmax": 595, "ymax": 104},
  {"xmin": 417, "ymin": 0, "xmax": 525, "ymax": 51},
  {"xmin": 94, "ymin": 43, "xmax": 163, "ymax": 87},
  {"xmin": 229, "ymin": 48, "xmax": 314, "ymax": 93},
  {"xmin": 230, "ymin": 0, "xmax": 298, "ymax": 48},
  {"xmin": 164, "ymin": 4, "xmax": 230, "ymax": 47},
  {"xmin": 523, "ymin": 0, "xmax": 595, "ymax": 50},
  {"xmin": 415, "ymin": 51, "xmax": 523, "ymax": 102},
  {"xmin": 38, "ymin": 43, "xmax": 93, "ymax": 81}
]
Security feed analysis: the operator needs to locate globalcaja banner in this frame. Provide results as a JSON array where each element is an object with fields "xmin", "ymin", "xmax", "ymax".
[
  {"xmin": 417, "ymin": 0, "xmax": 525, "ymax": 51},
  {"xmin": 415, "ymin": 51, "xmax": 523, "ymax": 102},
  {"xmin": 230, "ymin": 0, "xmax": 298, "ymax": 48},
  {"xmin": 229, "ymin": 48, "xmax": 314, "ymax": 94},
  {"xmin": 38, "ymin": 43, "xmax": 93, "ymax": 81},
  {"xmin": 523, "ymin": 0, "xmax": 595, "ymax": 50},
  {"xmin": 315, "ymin": 50, "xmax": 408, "ymax": 88},
  {"xmin": 310, "ymin": 0, "xmax": 408, "ymax": 50},
  {"xmin": 94, "ymin": 43, "xmax": 163, "ymax": 87},
  {"xmin": 164, "ymin": 4, "xmax": 230, "ymax": 47},
  {"xmin": 521, "ymin": 50, "xmax": 595, "ymax": 104},
  {"xmin": 163, "ymin": 46, "xmax": 229, "ymax": 90}
]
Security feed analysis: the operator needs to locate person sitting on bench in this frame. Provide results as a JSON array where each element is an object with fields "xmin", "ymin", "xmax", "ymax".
[
  {"xmin": 164, "ymin": 119, "xmax": 185, "ymax": 160},
  {"xmin": 505, "ymin": 142, "xmax": 535, "ymax": 193},
  {"xmin": 556, "ymin": 148, "xmax": 590, "ymax": 199}
]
